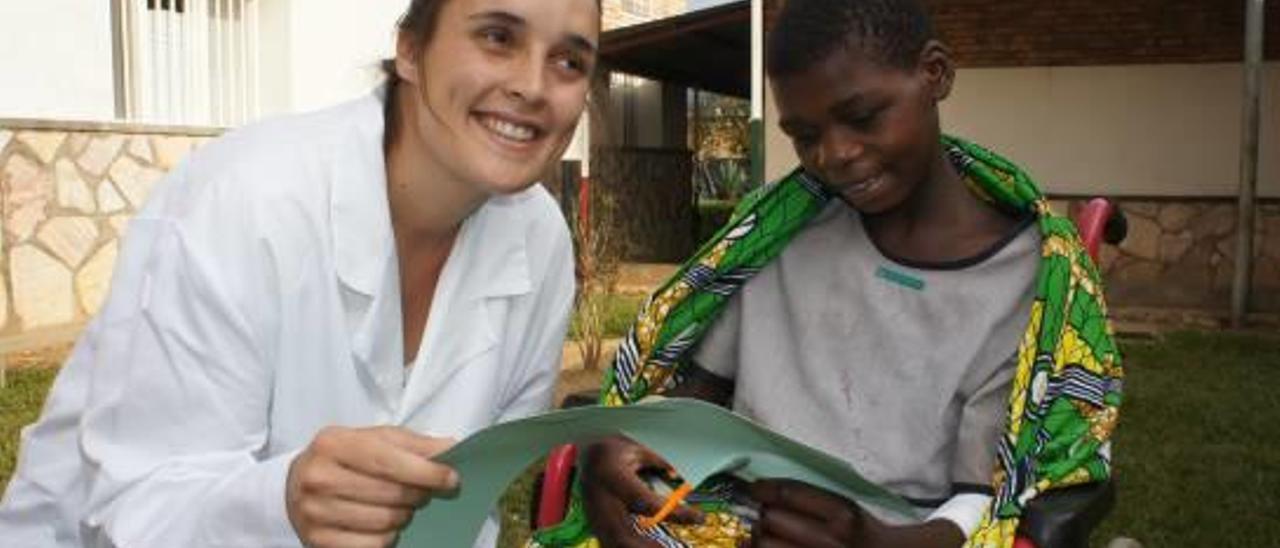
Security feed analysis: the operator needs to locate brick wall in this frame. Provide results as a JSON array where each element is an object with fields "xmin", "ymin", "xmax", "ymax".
[{"xmin": 766, "ymin": 0, "xmax": 1280, "ymax": 67}]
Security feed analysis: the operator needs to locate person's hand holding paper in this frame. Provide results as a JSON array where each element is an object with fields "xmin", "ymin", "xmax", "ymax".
[{"xmin": 397, "ymin": 398, "xmax": 915, "ymax": 547}]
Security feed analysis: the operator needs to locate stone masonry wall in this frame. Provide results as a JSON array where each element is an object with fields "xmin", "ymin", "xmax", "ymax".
[
  {"xmin": 0, "ymin": 123, "xmax": 215, "ymax": 336},
  {"xmin": 3, "ymin": 122, "xmax": 1276, "ymax": 340},
  {"xmin": 1051, "ymin": 197, "xmax": 1280, "ymax": 313},
  {"xmin": 603, "ymin": 0, "xmax": 689, "ymax": 31}
]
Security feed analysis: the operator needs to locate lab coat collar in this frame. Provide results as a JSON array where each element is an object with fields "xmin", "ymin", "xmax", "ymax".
[
  {"xmin": 329, "ymin": 89, "xmax": 535, "ymax": 409},
  {"xmin": 396, "ymin": 196, "xmax": 536, "ymax": 417},
  {"xmin": 458, "ymin": 194, "xmax": 534, "ymax": 300},
  {"xmin": 330, "ymin": 91, "xmax": 393, "ymax": 298}
]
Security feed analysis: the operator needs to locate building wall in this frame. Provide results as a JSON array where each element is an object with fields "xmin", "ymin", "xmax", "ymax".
[
  {"xmin": 0, "ymin": 123, "xmax": 214, "ymax": 335},
  {"xmin": 0, "ymin": 1, "xmax": 689, "ymax": 123},
  {"xmin": 762, "ymin": 0, "xmax": 1280, "ymax": 312},
  {"xmin": 270, "ymin": 0, "xmax": 407, "ymax": 116},
  {"xmin": 0, "ymin": 1, "xmax": 116, "ymax": 121},
  {"xmin": 1056, "ymin": 197, "xmax": 1280, "ymax": 312},
  {"xmin": 944, "ymin": 63, "xmax": 1279, "ymax": 198},
  {"xmin": 765, "ymin": 74, "xmax": 1280, "ymax": 311},
  {"xmin": 764, "ymin": 0, "xmax": 1280, "ymax": 63},
  {"xmin": 603, "ymin": 0, "xmax": 689, "ymax": 30},
  {"xmin": 767, "ymin": 63, "xmax": 1280, "ymax": 198},
  {"xmin": 0, "ymin": 0, "xmax": 407, "ymax": 124},
  {"xmin": 924, "ymin": 0, "xmax": 1280, "ymax": 67}
]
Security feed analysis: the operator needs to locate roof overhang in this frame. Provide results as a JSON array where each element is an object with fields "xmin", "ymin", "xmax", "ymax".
[{"xmin": 600, "ymin": 1, "xmax": 749, "ymax": 98}]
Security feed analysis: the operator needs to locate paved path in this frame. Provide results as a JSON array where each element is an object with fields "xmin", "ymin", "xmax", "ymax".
[{"xmin": 616, "ymin": 263, "xmax": 678, "ymax": 294}]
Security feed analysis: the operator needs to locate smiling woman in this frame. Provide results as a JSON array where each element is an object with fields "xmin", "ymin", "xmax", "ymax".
[
  {"xmin": 0, "ymin": 1, "xmax": 599, "ymax": 547},
  {"xmin": 382, "ymin": 0, "xmax": 599, "ymax": 196}
]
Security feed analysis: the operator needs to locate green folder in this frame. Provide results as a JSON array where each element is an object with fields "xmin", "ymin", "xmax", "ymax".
[{"xmin": 399, "ymin": 398, "xmax": 918, "ymax": 546}]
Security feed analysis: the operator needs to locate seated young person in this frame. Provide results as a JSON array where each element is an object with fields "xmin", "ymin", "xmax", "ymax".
[{"xmin": 534, "ymin": 1, "xmax": 1123, "ymax": 547}]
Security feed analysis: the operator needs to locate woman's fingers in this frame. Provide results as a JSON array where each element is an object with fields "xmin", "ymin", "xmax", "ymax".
[
  {"xmin": 293, "ymin": 456, "xmax": 427, "ymax": 507},
  {"xmin": 320, "ymin": 427, "xmax": 460, "ymax": 492},
  {"xmin": 294, "ymin": 496, "xmax": 414, "ymax": 533},
  {"xmin": 303, "ymin": 527, "xmax": 399, "ymax": 548},
  {"xmin": 288, "ymin": 426, "xmax": 459, "ymax": 547}
]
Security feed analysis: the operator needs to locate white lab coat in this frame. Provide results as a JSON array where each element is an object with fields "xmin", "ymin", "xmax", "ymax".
[{"xmin": 0, "ymin": 91, "xmax": 576, "ymax": 547}]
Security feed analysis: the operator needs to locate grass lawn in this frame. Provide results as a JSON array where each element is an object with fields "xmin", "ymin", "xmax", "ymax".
[
  {"xmin": 567, "ymin": 292, "xmax": 645, "ymax": 341},
  {"xmin": 0, "ymin": 366, "xmax": 59, "ymax": 489},
  {"xmin": 1091, "ymin": 331, "xmax": 1280, "ymax": 547},
  {"xmin": 3, "ymin": 330, "xmax": 1277, "ymax": 547}
]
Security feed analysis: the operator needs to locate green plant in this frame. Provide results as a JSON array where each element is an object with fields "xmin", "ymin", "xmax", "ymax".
[
  {"xmin": 714, "ymin": 161, "xmax": 747, "ymax": 200},
  {"xmin": 569, "ymin": 293, "xmax": 646, "ymax": 341},
  {"xmin": 571, "ymin": 191, "xmax": 624, "ymax": 371}
]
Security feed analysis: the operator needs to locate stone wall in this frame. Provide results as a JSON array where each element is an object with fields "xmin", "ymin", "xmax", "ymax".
[
  {"xmin": 0, "ymin": 121, "xmax": 215, "ymax": 337},
  {"xmin": 1051, "ymin": 197, "xmax": 1280, "ymax": 313},
  {"xmin": 603, "ymin": 0, "xmax": 689, "ymax": 31},
  {"xmin": 4, "ymin": 121, "xmax": 1276, "ymax": 339}
]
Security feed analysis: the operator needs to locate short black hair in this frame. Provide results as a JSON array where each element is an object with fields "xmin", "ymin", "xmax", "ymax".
[{"xmin": 767, "ymin": 0, "xmax": 934, "ymax": 77}]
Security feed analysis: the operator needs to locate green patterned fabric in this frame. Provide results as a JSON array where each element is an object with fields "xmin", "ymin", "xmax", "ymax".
[{"xmin": 531, "ymin": 136, "xmax": 1123, "ymax": 548}]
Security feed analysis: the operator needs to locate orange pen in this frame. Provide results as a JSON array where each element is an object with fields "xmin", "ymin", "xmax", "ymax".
[{"xmin": 637, "ymin": 481, "xmax": 694, "ymax": 529}]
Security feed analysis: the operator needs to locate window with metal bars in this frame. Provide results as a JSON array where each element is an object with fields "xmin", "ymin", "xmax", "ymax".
[{"xmin": 115, "ymin": 0, "xmax": 260, "ymax": 126}]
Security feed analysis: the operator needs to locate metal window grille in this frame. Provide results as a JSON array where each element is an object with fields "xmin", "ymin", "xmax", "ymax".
[{"xmin": 115, "ymin": 0, "xmax": 260, "ymax": 126}]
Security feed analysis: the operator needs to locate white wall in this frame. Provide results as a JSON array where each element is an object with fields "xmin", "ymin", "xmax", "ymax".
[
  {"xmin": 0, "ymin": 1, "xmax": 409, "ymax": 124},
  {"xmin": 766, "ymin": 63, "xmax": 1280, "ymax": 198},
  {"xmin": 257, "ymin": 0, "xmax": 295, "ymax": 117},
  {"xmin": 0, "ymin": 1, "xmax": 116, "ymax": 120},
  {"xmin": 269, "ymin": 0, "xmax": 409, "ymax": 116}
]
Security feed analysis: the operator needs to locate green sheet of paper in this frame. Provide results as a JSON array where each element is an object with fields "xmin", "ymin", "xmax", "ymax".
[{"xmin": 399, "ymin": 398, "xmax": 918, "ymax": 546}]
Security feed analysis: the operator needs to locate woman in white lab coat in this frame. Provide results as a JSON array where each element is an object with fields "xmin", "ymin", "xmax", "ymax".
[{"xmin": 0, "ymin": 0, "xmax": 599, "ymax": 546}]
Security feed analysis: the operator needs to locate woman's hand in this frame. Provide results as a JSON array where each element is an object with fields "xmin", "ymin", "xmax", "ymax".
[
  {"xmin": 747, "ymin": 479, "xmax": 964, "ymax": 548},
  {"xmin": 581, "ymin": 435, "xmax": 703, "ymax": 547},
  {"xmin": 286, "ymin": 426, "xmax": 458, "ymax": 548}
]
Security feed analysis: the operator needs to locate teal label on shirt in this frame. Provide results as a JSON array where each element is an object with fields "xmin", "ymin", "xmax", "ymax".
[{"xmin": 875, "ymin": 265, "xmax": 926, "ymax": 291}]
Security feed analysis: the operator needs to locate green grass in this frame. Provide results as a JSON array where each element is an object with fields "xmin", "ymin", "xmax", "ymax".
[
  {"xmin": 1, "ymin": 367, "xmax": 59, "ymax": 488},
  {"xmin": 567, "ymin": 292, "xmax": 645, "ymax": 341},
  {"xmin": 3, "ymin": 330, "xmax": 1278, "ymax": 547},
  {"xmin": 1091, "ymin": 331, "xmax": 1280, "ymax": 547}
]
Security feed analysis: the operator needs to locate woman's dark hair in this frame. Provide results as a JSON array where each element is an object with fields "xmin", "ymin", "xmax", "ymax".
[
  {"xmin": 766, "ymin": 0, "xmax": 934, "ymax": 77},
  {"xmin": 382, "ymin": 0, "xmax": 448, "ymax": 151}
]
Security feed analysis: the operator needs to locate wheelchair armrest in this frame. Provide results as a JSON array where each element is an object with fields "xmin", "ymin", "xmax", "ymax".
[
  {"xmin": 560, "ymin": 390, "xmax": 598, "ymax": 409},
  {"xmin": 1016, "ymin": 480, "xmax": 1116, "ymax": 548},
  {"xmin": 531, "ymin": 391, "xmax": 599, "ymax": 529}
]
